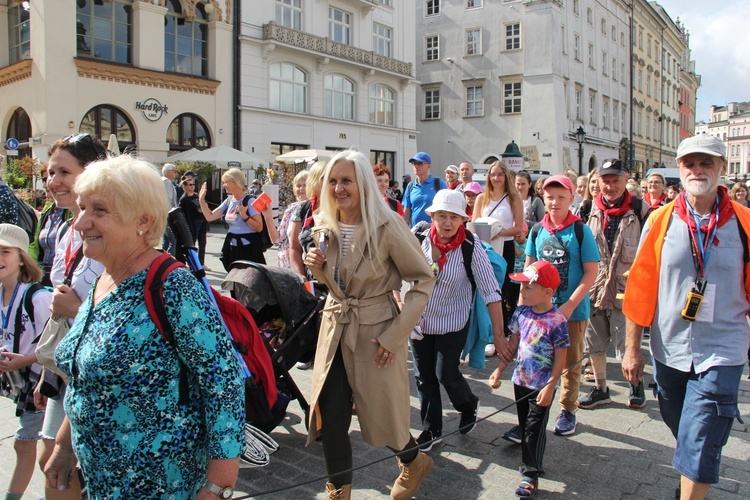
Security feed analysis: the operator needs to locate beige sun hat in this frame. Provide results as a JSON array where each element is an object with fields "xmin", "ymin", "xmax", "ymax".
[{"xmin": 0, "ymin": 224, "xmax": 30, "ymax": 252}]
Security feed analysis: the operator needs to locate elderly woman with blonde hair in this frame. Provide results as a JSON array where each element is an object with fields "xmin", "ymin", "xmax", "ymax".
[
  {"xmin": 45, "ymin": 155, "xmax": 245, "ymax": 499},
  {"xmin": 199, "ymin": 167, "xmax": 265, "ymax": 269},
  {"xmin": 304, "ymin": 150, "xmax": 435, "ymax": 499}
]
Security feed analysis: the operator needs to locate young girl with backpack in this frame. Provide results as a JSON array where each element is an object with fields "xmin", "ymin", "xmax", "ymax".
[{"xmin": 0, "ymin": 224, "xmax": 52, "ymax": 500}]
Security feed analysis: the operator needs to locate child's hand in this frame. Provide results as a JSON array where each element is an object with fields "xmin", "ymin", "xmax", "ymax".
[
  {"xmin": 536, "ymin": 385, "xmax": 554, "ymax": 407},
  {"xmin": 0, "ymin": 351, "xmax": 26, "ymax": 372},
  {"xmin": 488, "ymin": 358, "xmax": 509, "ymax": 389}
]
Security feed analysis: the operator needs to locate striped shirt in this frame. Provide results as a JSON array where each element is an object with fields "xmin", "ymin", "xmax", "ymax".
[
  {"xmin": 418, "ymin": 233, "xmax": 503, "ymax": 335},
  {"xmin": 335, "ymin": 223, "xmax": 359, "ymax": 288}
]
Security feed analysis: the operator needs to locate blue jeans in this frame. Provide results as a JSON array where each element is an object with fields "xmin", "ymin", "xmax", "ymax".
[
  {"xmin": 652, "ymin": 359, "xmax": 744, "ymax": 484},
  {"xmin": 410, "ymin": 323, "xmax": 477, "ymax": 432}
]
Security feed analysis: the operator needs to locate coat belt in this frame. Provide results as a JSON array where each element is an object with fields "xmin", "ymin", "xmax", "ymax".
[{"xmin": 324, "ymin": 293, "xmax": 392, "ymax": 352}]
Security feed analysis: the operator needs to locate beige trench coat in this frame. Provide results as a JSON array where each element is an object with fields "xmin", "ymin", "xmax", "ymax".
[{"xmin": 305, "ymin": 216, "xmax": 435, "ymax": 449}]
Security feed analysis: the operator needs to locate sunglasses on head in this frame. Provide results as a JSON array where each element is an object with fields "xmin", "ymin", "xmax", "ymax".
[{"xmin": 62, "ymin": 133, "xmax": 107, "ymax": 163}]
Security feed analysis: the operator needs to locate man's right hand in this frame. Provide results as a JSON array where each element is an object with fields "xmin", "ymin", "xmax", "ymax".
[{"xmin": 621, "ymin": 348, "xmax": 645, "ymax": 386}]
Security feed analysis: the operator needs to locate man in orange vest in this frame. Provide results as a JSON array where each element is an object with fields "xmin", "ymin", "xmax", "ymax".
[{"xmin": 622, "ymin": 134, "xmax": 750, "ymax": 500}]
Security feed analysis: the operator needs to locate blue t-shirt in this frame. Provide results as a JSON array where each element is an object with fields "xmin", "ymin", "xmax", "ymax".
[
  {"xmin": 511, "ymin": 305, "xmax": 570, "ymax": 391},
  {"xmin": 525, "ymin": 221, "xmax": 600, "ymax": 321},
  {"xmin": 219, "ymin": 195, "xmax": 259, "ymax": 235},
  {"xmin": 403, "ymin": 174, "xmax": 447, "ymax": 227}
]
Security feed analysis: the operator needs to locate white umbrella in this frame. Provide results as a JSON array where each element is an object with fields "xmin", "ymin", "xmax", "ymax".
[
  {"xmin": 180, "ymin": 144, "xmax": 270, "ymax": 169},
  {"xmin": 107, "ymin": 134, "xmax": 120, "ymax": 155},
  {"xmin": 276, "ymin": 149, "xmax": 334, "ymax": 164},
  {"xmin": 164, "ymin": 148, "xmax": 201, "ymax": 162}
]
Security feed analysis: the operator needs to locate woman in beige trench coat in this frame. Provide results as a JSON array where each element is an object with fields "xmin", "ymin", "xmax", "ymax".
[{"xmin": 304, "ymin": 150, "xmax": 435, "ymax": 500}]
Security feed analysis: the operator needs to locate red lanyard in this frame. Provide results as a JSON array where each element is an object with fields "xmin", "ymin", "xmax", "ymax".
[{"xmin": 64, "ymin": 219, "xmax": 81, "ymax": 276}]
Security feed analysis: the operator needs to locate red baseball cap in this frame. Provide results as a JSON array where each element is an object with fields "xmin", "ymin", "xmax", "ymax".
[
  {"xmin": 543, "ymin": 175, "xmax": 575, "ymax": 195},
  {"xmin": 509, "ymin": 260, "xmax": 561, "ymax": 290}
]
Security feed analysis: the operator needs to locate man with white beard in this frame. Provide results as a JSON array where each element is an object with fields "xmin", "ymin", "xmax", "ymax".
[{"xmin": 622, "ymin": 134, "xmax": 750, "ymax": 500}]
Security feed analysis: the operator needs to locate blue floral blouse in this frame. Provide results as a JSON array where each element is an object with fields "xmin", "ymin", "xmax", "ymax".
[{"xmin": 56, "ymin": 267, "xmax": 245, "ymax": 499}]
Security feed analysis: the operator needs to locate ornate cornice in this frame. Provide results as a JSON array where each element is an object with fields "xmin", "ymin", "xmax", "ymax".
[
  {"xmin": 0, "ymin": 59, "xmax": 32, "ymax": 88},
  {"xmin": 74, "ymin": 58, "xmax": 221, "ymax": 95}
]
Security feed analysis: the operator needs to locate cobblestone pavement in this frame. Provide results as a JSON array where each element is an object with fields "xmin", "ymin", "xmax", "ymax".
[{"xmin": 2, "ymin": 223, "xmax": 748, "ymax": 499}]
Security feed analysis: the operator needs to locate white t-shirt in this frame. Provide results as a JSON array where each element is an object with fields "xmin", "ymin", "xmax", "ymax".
[
  {"xmin": 482, "ymin": 195, "xmax": 514, "ymax": 247},
  {"xmin": 1, "ymin": 283, "xmax": 53, "ymax": 357}
]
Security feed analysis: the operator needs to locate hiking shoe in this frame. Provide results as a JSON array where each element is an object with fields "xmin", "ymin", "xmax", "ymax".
[
  {"xmin": 577, "ymin": 386, "xmax": 612, "ymax": 409},
  {"xmin": 502, "ymin": 425, "xmax": 522, "ymax": 444},
  {"xmin": 485, "ymin": 343, "xmax": 496, "ymax": 357},
  {"xmin": 553, "ymin": 410, "xmax": 577, "ymax": 436},
  {"xmin": 627, "ymin": 381, "xmax": 647, "ymax": 409},
  {"xmin": 391, "ymin": 451, "xmax": 434, "ymax": 499},
  {"xmin": 459, "ymin": 398, "xmax": 479, "ymax": 434},
  {"xmin": 416, "ymin": 429, "xmax": 442, "ymax": 452},
  {"xmin": 515, "ymin": 476, "xmax": 538, "ymax": 497}
]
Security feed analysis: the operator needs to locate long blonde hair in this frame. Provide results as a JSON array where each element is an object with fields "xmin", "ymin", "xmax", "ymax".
[
  {"xmin": 473, "ymin": 161, "xmax": 520, "ymax": 217},
  {"xmin": 318, "ymin": 150, "xmax": 402, "ymax": 268}
]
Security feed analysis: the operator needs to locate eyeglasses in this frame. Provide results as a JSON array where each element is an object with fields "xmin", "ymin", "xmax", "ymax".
[
  {"xmin": 185, "ymin": 183, "xmax": 195, "ymax": 187},
  {"xmin": 62, "ymin": 133, "xmax": 107, "ymax": 163}
]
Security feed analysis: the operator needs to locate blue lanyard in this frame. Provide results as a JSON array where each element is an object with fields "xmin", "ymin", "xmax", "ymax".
[
  {"xmin": 1, "ymin": 283, "xmax": 21, "ymax": 331},
  {"xmin": 686, "ymin": 195, "xmax": 719, "ymax": 277}
]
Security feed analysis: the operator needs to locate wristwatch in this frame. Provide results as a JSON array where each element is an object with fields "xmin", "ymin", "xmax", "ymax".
[
  {"xmin": 203, "ymin": 480, "xmax": 234, "ymax": 499},
  {"xmin": 242, "ymin": 214, "xmax": 251, "ymax": 222}
]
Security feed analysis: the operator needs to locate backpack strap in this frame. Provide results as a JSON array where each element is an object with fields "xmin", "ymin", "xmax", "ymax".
[
  {"xmin": 13, "ymin": 283, "xmax": 45, "ymax": 352},
  {"xmin": 530, "ymin": 222, "xmax": 542, "ymax": 250},
  {"xmin": 531, "ymin": 221, "xmax": 584, "ymax": 258},
  {"xmin": 434, "ymin": 177, "xmax": 441, "ymax": 192},
  {"xmin": 144, "ymin": 253, "xmax": 191, "ymax": 405},
  {"xmin": 461, "ymin": 231, "xmax": 476, "ymax": 292}
]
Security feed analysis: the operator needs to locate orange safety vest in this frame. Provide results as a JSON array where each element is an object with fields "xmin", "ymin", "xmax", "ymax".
[{"xmin": 622, "ymin": 200, "xmax": 750, "ymax": 327}]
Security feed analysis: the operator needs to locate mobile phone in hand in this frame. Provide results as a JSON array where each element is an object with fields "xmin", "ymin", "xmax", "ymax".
[{"xmin": 318, "ymin": 233, "xmax": 327, "ymax": 256}]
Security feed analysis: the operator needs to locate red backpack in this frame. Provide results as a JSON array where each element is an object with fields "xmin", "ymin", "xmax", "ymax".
[{"xmin": 144, "ymin": 254, "xmax": 277, "ymax": 416}]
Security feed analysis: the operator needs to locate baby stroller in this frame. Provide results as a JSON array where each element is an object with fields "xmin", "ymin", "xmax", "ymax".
[{"xmin": 223, "ymin": 261, "xmax": 323, "ymax": 432}]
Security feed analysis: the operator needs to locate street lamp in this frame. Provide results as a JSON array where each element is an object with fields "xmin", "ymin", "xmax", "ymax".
[{"xmin": 575, "ymin": 126, "xmax": 587, "ymax": 175}]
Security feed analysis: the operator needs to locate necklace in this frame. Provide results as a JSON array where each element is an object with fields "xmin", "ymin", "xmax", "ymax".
[{"xmin": 93, "ymin": 250, "xmax": 148, "ymax": 303}]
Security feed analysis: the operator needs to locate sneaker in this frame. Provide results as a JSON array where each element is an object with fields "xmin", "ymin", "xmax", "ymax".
[
  {"xmin": 485, "ymin": 343, "xmax": 496, "ymax": 357},
  {"xmin": 295, "ymin": 361, "xmax": 312, "ymax": 370},
  {"xmin": 553, "ymin": 410, "xmax": 577, "ymax": 436},
  {"xmin": 416, "ymin": 429, "xmax": 442, "ymax": 452},
  {"xmin": 459, "ymin": 398, "xmax": 479, "ymax": 434},
  {"xmin": 577, "ymin": 386, "xmax": 612, "ymax": 409},
  {"xmin": 627, "ymin": 381, "xmax": 647, "ymax": 408},
  {"xmin": 502, "ymin": 425, "xmax": 522, "ymax": 444},
  {"xmin": 391, "ymin": 451, "xmax": 434, "ymax": 500}
]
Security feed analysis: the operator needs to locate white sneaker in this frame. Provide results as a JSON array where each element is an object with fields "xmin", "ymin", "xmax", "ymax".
[{"xmin": 485, "ymin": 344, "xmax": 496, "ymax": 357}]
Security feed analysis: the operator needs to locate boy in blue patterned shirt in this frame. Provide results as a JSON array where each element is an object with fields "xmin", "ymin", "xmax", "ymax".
[{"xmin": 489, "ymin": 260, "xmax": 569, "ymax": 498}]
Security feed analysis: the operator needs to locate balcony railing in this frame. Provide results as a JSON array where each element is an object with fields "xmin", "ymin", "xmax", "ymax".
[{"xmin": 263, "ymin": 22, "xmax": 412, "ymax": 77}]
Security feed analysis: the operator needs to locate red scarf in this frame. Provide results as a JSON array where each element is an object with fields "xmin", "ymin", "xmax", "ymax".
[
  {"xmin": 594, "ymin": 191, "xmax": 633, "ymax": 230},
  {"xmin": 673, "ymin": 185, "xmax": 734, "ymax": 250},
  {"xmin": 644, "ymin": 192, "xmax": 668, "ymax": 208},
  {"xmin": 430, "ymin": 223, "xmax": 466, "ymax": 270},
  {"xmin": 303, "ymin": 196, "xmax": 319, "ymax": 227},
  {"xmin": 540, "ymin": 211, "xmax": 582, "ymax": 235}
]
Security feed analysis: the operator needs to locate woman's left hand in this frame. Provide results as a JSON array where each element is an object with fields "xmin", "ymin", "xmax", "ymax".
[{"xmin": 371, "ymin": 339, "xmax": 395, "ymax": 368}]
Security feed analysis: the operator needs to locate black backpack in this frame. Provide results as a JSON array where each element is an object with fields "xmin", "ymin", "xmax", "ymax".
[{"xmin": 14, "ymin": 196, "xmax": 38, "ymax": 242}]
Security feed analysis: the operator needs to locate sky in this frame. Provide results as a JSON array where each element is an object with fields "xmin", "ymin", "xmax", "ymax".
[{"xmin": 654, "ymin": 0, "xmax": 750, "ymax": 122}]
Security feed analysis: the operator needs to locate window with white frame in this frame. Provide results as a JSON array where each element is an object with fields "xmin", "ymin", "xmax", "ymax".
[
  {"xmin": 369, "ymin": 84, "xmax": 395, "ymax": 125},
  {"xmin": 601, "ymin": 18, "xmax": 606, "ymax": 35},
  {"xmin": 587, "ymin": 8, "xmax": 592, "ymax": 25},
  {"xmin": 374, "ymin": 0, "xmax": 392, "ymax": 5},
  {"xmin": 373, "ymin": 23, "xmax": 392, "ymax": 57},
  {"xmin": 426, "ymin": 0, "xmax": 440, "ymax": 16},
  {"xmin": 611, "ymin": 25, "xmax": 616, "ymax": 42},
  {"xmin": 602, "ymin": 97, "xmax": 609, "ymax": 128},
  {"xmin": 589, "ymin": 92, "xmax": 597, "ymax": 125},
  {"xmin": 638, "ymin": 69, "xmax": 642, "ymax": 92},
  {"xmin": 646, "ymin": 74, "xmax": 651, "ymax": 97},
  {"xmin": 425, "ymin": 35, "xmax": 439, "ymax": 61},
  {"xmin": 638, "ymin": 28, "xmax": 643, "ymax": 49},
  {"xmin": 588, "ymin": 43, "xmax": 594, "ymax": 68},
  {"xmin": 621, "ymin": 105, "xmax": 627, "ymax": 133},
  {"xmin": 270, "ymin": 62, "xmax": 307, "ymax": 113},
  {"xmin": 466, "ymin": 84, "xmax": 484, "ymax": 117},
  {"xmin": 424, "ymin": 88, "xmax": 440, "ymax": 119},
  {"xmin": 621, "ymin": 63, "xmax": 626, "ymax": 84},
  {"xmin": 612, "ymin": 58, "xmax": 617, "ymax": 81},
  {"xmin": 621, "ymin": 32, "xmax": 625, "ymax": 47},
  {"xmin": 467, "ymin": 0, "xmax": 482, "ymax": 8},
  {"xmin": 8, "ymin": 3, "xmax": 30, "ymax": 65},
  {"xmin": 574, "ymin": 0, "xmax": 579, "ymax": 15},
  {"xmin": 564, "ymin": 80, "xmax": 569, "ymax": 117},
  {"xmin": 637, "ymin": 110, "xmax": 642, "ymax": 136},
  {"xmin": 329, "ymin": 7, "xmax": 351, "ymax": 45},
  {"xmin": 275, "ymin": 0, "xmax": 302, "ymax": 30},
  {"xmin": 324, "ymin": 74, "xmax": 355, "ymax": 120},
  {"xmin": 602, "ymin": 52, "xmax": 608, "ymax": 75},
  {"xmin": 561, "ymin": 25, "xmax": 567, "ymax": 54},
  {"xmin": 503, "ymin": 81, "xmax": 522, "ymax": 114},
  {"xmin": 505, "ymin": 23, "xmax": 520, "ymax": 50},
  {"xmin": 466, "ymin": 28, "xmax": 481, "ymax": 55},
  {"xmin": 647, "ymin": 37, "xmax": 652, "ymax": 58},
  {"xmin": 574, "ymin": 34, "xmax": 581, "ymax": 60},
  {"xmin": 575, "ymin": 87, "xmax": 583, "ymax": 120},
  {"xmin": 613, "ymin": 101, "xmax": 618, "ymax": 131},
  {"xmin": 646, "ymin": 115, "xmax": 651, "ymax": 139}
]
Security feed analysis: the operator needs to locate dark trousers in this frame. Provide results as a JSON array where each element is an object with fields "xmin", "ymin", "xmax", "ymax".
[
  {"xmin": 193, "ymin": 220, "xmax": 208, "ymax": 265},
  {"xmin": 319, "ymin": 345, "xmax": 418, "ymax": 488},
  {"xmin": 514, "ymin": 384, "xmax": 554, "ymax": 479},
  {"xmin": 410, "ymin": 323, "xmax": 477, "ymax": 432}
]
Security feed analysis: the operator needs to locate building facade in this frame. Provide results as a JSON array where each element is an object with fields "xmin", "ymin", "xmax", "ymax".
[
  {"xmin": 1, "ymin": 0, "xmax": 233, "ymax": 164},
  {"xmin": 413, "ymin": 0, "xmax": 632, "ymax": 176},
  {"xmin": 238, "ymin": 0, "xmax": 417, "ymax": 176}
]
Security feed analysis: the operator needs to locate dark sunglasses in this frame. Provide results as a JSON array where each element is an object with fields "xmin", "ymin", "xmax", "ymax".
[
  {"xmin": 185, "ymin": 183, "xmax": 195, "ymax": 187},
  {"xmin": 62, "ymin": 133, "xmax": 107, "ymax": 163}
]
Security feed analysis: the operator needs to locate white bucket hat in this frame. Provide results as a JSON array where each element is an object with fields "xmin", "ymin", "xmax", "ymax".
[
  {"xmin": 426, "ymin": 189, "xmax": 468, "ymax": 219},
  {"xmin": 0, "ymin": 224, "xmax": 30, "ymax": 252}
]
